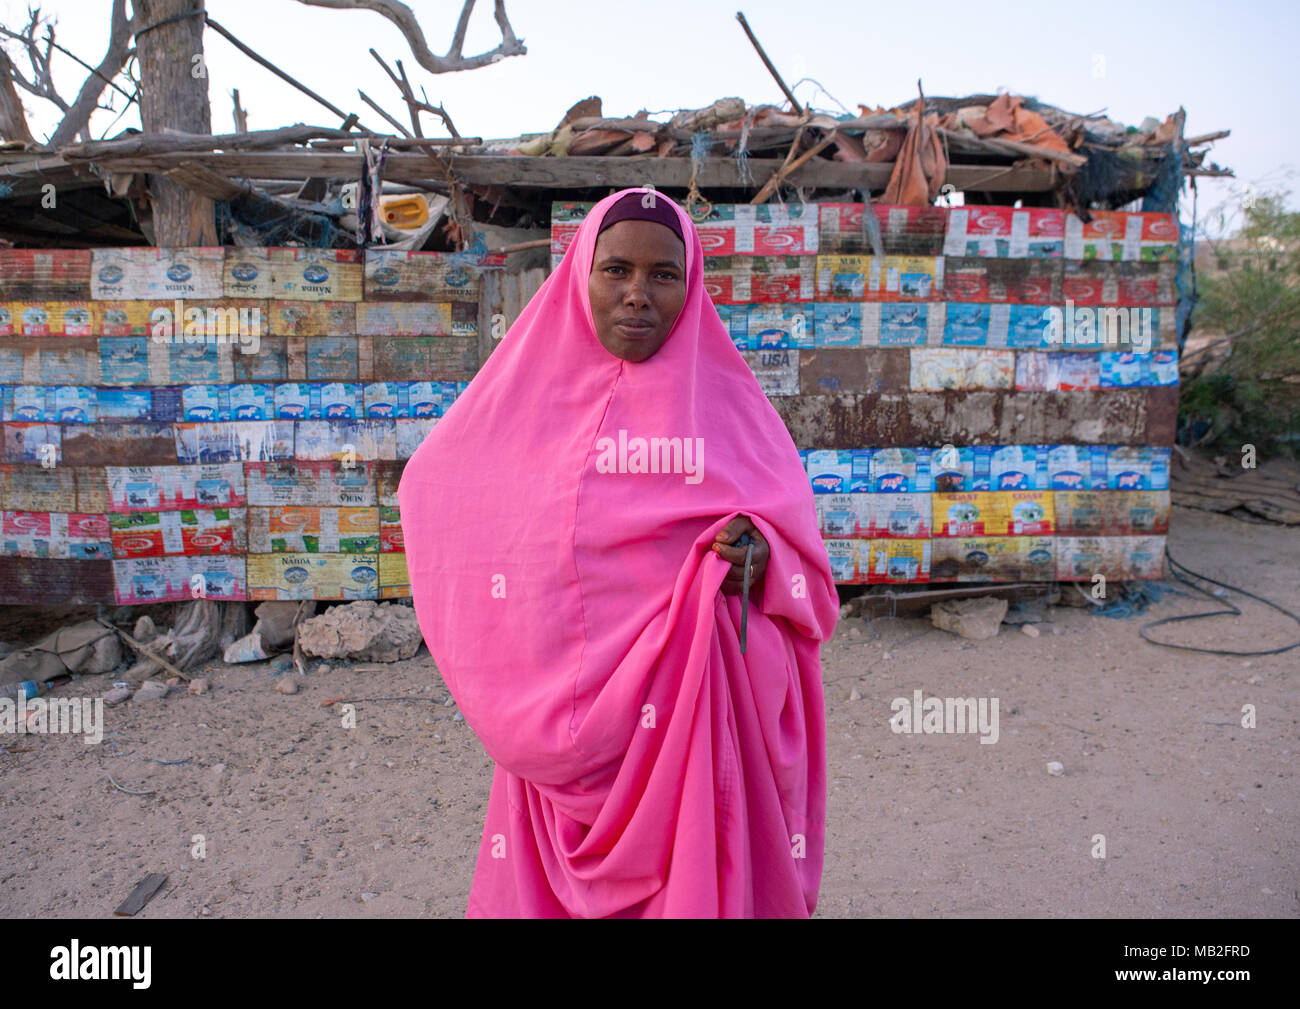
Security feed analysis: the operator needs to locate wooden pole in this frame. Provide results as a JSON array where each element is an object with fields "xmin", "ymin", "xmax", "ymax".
[
  {"xmin": 734, "ymin": 11, "xmax": 802, "ymax": 116},
  {"xmin": 97, "ymin": 619, "xmax": 190, "ymax": 681},
  {"xmin": 135, "ymin": 0, "xmax": 216, "ymax": 246},
  {"xmin": 206, "ymin": 15, "xmax": 366, "ymax": 131}
]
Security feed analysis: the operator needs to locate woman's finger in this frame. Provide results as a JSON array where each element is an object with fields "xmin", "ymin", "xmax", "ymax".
[
  {"xmin": 714, "ymin": 514, "xmax": 756, "ymax": 545},
  {"xmin": 711, "ymin": 541, "xmax": 750, "ymax": 564},
  {"xmin": 713, "ymin": 514, "xmax": 764, "ymax": 595}
]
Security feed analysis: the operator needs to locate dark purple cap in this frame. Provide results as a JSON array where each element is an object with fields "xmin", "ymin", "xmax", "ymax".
[{"xmin": 596, "ymin": 190, "xmax": 685, "ymax": 245}]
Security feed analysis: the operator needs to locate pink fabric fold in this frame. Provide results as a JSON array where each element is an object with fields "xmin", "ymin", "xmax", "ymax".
[{"xmin": 396, "ymin": 187, "xmax": 839, "ymax": 918}]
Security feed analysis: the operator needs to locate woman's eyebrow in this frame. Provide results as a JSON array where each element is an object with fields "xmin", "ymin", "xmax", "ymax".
[{"xmin": 596, "ymin": 255, "xmax": 683, "ymax": 269}]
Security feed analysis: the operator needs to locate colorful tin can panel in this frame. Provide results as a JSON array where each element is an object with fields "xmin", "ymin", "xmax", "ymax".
[
  {"xmin": 930, "ymin": 536, "xmax": 1056, "ymax": 581},
  {"xmin": 0, "ymin": 250, "xmax": 92, "ymax": 300},
  {"xmin": 91, "ymin": 248, "xmax": 225, "ymax": 300},
  {"xmin": 246, "ymin": 552, "xmax": 378, "ymax": 600},
  {"xmin": 244, "ymin": 461, "xmax": 378, "ymax": 507},
  {"xmin": 943, "ymin": 207, "xmax": 1065, "ymax": 259},
  {"xmin": 863, "ymin": 538, "xmax": 931, "ymax": 583},
  {"xmin": 267, "ymin": 249, "xmax": 363, "ymax": 302},
  {"xmin": 0, "ymin": 511, "xmax": 112, "ymax": 559},
  {"xmin": 246, "ymin": 506, "xmax": 380, "ymax": 554},
  {"xmin": 113, "ymin": 554, "xmax": 246, "ymax": 604}
]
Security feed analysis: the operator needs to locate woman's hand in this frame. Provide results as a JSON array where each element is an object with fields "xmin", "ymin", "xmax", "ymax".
[{"xmin": 711, "ymin": 515, "xmax": 769, "ymax": 596}]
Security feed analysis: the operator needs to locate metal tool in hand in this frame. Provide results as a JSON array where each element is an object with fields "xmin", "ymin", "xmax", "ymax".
[{"xmin": 734, "ymin": 531, "xmax": 755, "ymax": 654}]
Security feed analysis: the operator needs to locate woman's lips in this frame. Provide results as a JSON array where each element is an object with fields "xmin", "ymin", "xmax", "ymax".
[{"xmin": 616, "ymin": 321, "xmax": 654, "ymax": 338}]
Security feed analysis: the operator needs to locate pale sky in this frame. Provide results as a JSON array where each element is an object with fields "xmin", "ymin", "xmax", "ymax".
[{"xmin": 3, "ymin": 0, "xmax": 1296, "ymax": 235}]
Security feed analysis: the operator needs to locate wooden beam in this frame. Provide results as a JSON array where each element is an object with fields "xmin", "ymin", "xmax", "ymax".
[
  {"xmin": 308, "ymin": 136, "xmax": 483, "ymax": 148},
  {"xmin": 567, "ymin": 114, "xmax": 907, "ymax": 137},
  {"xmin": 59, "ymin": 123, "xmax": 360, "ymax": 159},
  {"xmin": 1183, "ymin": 129, "xmax": 1230, "ymax": 146},
  {"xmin": 855, "ymin": 582, "xmax": 1052, "ymax": 617},
  {"xmin": 73, "ymin": 152, "xmax": 1058, "ymax": 192},
  {"xmin": 163, "ymin": 160, "xmax": 249, "ymax": 201},
  {"xmin": 936, "ymin": 127, "xmax": 1087, "ymax": 168},
  {"xmin": 0, "ymin": 161, "xmax": 104, "ymax": 198}
]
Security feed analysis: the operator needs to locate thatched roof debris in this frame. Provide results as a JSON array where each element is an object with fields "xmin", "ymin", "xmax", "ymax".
[{"xmin": 0, "ymin": 90, "xmax": 1230, "ymax": 251}]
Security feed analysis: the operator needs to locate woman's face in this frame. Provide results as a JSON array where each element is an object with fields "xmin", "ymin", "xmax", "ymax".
[{"xmin": 588, "ymin": 219, "xmax": 687, "ymax": 363}]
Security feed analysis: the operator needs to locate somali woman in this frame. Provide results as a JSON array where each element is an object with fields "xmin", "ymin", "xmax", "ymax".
[{"xmin": 397, "ymin": 187, "xmax": 838, "ymax": 918}]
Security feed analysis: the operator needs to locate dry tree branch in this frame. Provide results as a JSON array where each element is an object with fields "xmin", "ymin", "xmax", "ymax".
[
  {"xmin": 358, "ymin": 48, "xmax": 472, "ymax": 248},
  {"xmin": 368, "ymin": 48, "xmax": 459, "ymax": 139},
  {"xmin": 41, "ymin": 24, "xmax": 136, "ymax": 104},
  {"xmin": 0, "ymin": 0, "xmax": 139, "ymax": 147},
  {"xmin": 48, "ymin": 0, "xmax": 139, "ymax": 147},
  {"xmin": 357, "ymin": 88, "xmax": 413, "ymax": 137},
  {"xmin": 416, "ymin": 81, "xmax": 458, "ymax": 138},
  {"xmin": 293, "ymin": 0, "xmax": 525, "ymax": 73},
  {"xmin": 0, "ymin": 8, "xmax": 71, "ymax": 113},
  {"xmin": 231, "ymin": 88, "xmax": 248, "ymax": 133}
]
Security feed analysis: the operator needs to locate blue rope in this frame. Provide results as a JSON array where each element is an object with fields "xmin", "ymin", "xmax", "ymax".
[
  {"xmin": 730, "ymin": 118, "xmax": 753, "ymax": 187},
  {"xmin": 1091, "ymin": 578, "xmax": 1186, "ymax": 619},
  {"xmin": 691, "ymin": 131, "xmax": 714, "ymax": 189}
]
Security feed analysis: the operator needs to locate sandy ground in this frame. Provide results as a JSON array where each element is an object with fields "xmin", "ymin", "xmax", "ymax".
[{"xmin": 1, "ymin": 503, "xmax": 1295, "ymax": 918}]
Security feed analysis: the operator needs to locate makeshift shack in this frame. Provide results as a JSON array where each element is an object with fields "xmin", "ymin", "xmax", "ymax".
[{"xmin": 0, "ymin": 91, "xmax": 1231, "ymax": 603}]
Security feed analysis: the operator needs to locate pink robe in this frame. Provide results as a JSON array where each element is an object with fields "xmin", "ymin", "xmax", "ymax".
[{"xmin": 397, "ymin": 188, "xmax": 838, "ymax": 917}]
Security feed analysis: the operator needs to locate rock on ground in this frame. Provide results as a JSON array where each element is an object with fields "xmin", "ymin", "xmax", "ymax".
[
  {"xmin": 133, "ymin": 616, "xmax": 158, "ymax": 644},
  {"xmin": 0, "ymin": 621, "xmax": 121, "ymax": 687},
  {"xmin": 133, "ymin": 680, "xmax": 169, "ymax": 702},
  {"xmin": 36, "ymin": 621, "xmax": 122, "ymax": 675},
  {"xmin": 254, "ymin": 601, "xmax": 312, "ymax": 651},
  {"xmin": 223, "ymin": 601, "xmax": 313, "ymax": 663},
  {"xmin": 297, "ymin": 601, "xmax": 423, "ymax": 663},
  {"xmin": 930, "ymin": 596, "xmax": 1008, "ymax": 641},
  {"xmin": 102, "ymin": 686, "xmax": 133, "ymax": 706}
]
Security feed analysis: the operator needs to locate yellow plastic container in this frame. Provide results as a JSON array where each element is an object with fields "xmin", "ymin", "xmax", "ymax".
[{"xmin": 379, "ymin": 194, "xmax": 429, "ymax": 229}]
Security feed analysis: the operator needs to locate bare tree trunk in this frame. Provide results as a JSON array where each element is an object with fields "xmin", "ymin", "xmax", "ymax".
[
  {"xmin": 0, "ymin": 49, "xmax": 35, "ymax": 144},
  {"xmin": 135, "ymin": 0, "xmax": 216, "ymax": 246}
]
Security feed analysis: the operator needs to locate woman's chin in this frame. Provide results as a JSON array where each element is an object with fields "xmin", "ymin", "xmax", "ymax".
[{"xmin": 605, "ymin": 338, "xmax": 660, "ymax": 363}]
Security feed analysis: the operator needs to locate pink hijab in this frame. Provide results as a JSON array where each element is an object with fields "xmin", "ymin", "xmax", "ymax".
[{"xmin": 397, "ymin": 187, "xmax": 838, "ymax": 917}]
